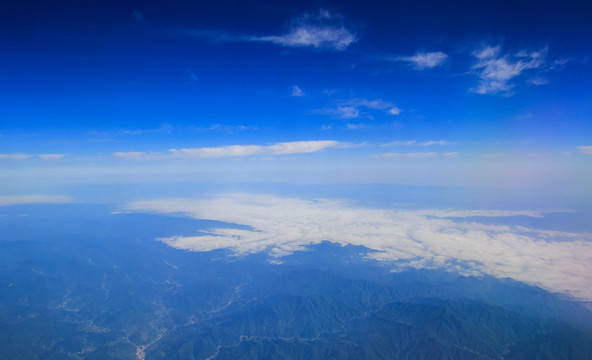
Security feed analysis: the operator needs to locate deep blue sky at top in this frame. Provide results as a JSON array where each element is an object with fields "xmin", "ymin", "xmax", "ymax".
[{"xmin": 0, "ymin": 0, "xmax": 591, "ymax": 193}]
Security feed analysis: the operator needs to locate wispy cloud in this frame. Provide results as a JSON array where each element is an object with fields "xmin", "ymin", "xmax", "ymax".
[
  {"xmin": 185, "ymin": 10, "xmax": 356, "ymax": 51},
  {"xmin": 377, "ymin": 152, "xmax": 440, "ymax": 158},
  {"xmin": 185, "ymin": 69, "xmax": 198, "ymax": 83},
  {"xmin": 441, "ymin": 152, "xmax": 458, "ymax": 157},
  {"xmin": 528, "ymin": 77, "xmax": 549, "ymax": 86},
  {"xmin": 170, "ymin": 140, "xmax": 345, "ymax": 158},
  {"xmin": 381, "ymin": 140, "xmax": 451, "ymax": 147},
  {"xmin": 248, "ymin": 10, "xmax": 357, "ymax": 51},
  {"xmin": 113, "ymin": 151, "xmax": 152, "ymax": 160},
  {"xmin": 38, "ymin": 154, "xmax": 67, "ymax": 160},
  {"xmin": 317, "ymin": 98, "xmax": 401, "ymax": 119},
  {"xmin": 419, "ymin": 140, "xmax": 450, "ymax": 146},
  {"xmin": 291, "ymin": 85, "xmax": 304, "ymax": 97},
  {"xmin": 394, "ymin": 51, "xmax": 448, "ymax": 69},
  {"xmin": 346, "ymin": 123, "xmax": 366, "ymax": 130},
  {"xmin": 578, "ymin": 146, "xmax": 592, "ymax": 155},
  {"xmin": 471, "ymin": 45, "xmax": 547, "ymax": 95},
  {"xmin": 123, "ymin": 194, "xmax": 592, "ymax": 300},
  {"xmin": 346, "ymin": 98, "xmax": 401, "ymax": 115},
  {"xmin": 0, "ymin": 153, "xmax": 32, "ymax": 160},
  {"xmin": 113, "ymin": 140, "xmax": 349, "ymax": 160},
  {"xmin": 0, "ymin": 195, "xmax": 72, "ymax": 206},
  {"xmin": 315, "ymin": 106, "xmax": 360, "ymax": 119},
  {"xmin": 382, "ymin": 140, "xmax": 417, "ymax": 146}
]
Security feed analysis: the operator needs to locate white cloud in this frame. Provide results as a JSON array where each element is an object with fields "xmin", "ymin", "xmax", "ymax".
[
  {"xmin": 346, "ymin": 98, "xmax": 401, "ymax": 116},
  {"xmin": 405, "ymin": 152, "xmax": 439, "ymax": 158},
  {"xmin": 318, "ymin": 98, "xmax": 401, "ymax": 119},
  {"xmin": 441, "ymin": 152, "xmax": 458, "ymax": 158},
  {"xmin": 113, "ymin": 141, "xmax": 348, "ymax": 160},
  {"xmin": 248, "ymin": 10, "xmax": 356, "ymax": 51},
  {"xmin": 316, "ymin": 106, "xmax": 360, "ymax": 119},
  {"xmin": 578, "ymin": 146, "xmax": 592, "ymax": 155},
  {"xmin": 0, "ymin": 195, "xmax": 72, "ymax": 206},
  {"xmin": 381, "ymin": 140, "xmax": 450, "ymax": 147},
  {"xmin": 123, "ymin": 194, "xmax": 592, "ymax": 300},
  {"xmin": 381, "ymin": 140, "xmax": 417, "ymax": 146},
  {"xmin": 376, "ymin": 152, "xmax": 440, "ymax": 158},
  {"xmin": 38, "ymin": 154, "xmax": 67, "ymax": 160},
  {"xmin": 395, "ymin": 51, "xmax": 448, "ymax": 69},
  {"xmin": 418, "ymin": 140, "xmax": 450, "ymax": 146},
  {"xmin": 113, "ymin": 151, "xmax": 152, "ymax": 160},
  {"xmin": 291, "ymin": 85, "xmax": 304, "ymax": 97},
  {"xmin": 529, "ymin": 77, "xmax": 549, "ymax": 86},
  {"xmin": 387, "ymin": 107, "xmax": 402, "ymax": 115},
  {"xmin": 346, "ymin": 123, "xmax": 366, "ymax": 130},
  {"xmin": 0, "ymin": 153, "xmax": 68, "ymax": 160},
  {"xmin": 0, "ymin": 153, "xmax": 32, "ymax": 160},
  {"xmin": 376, "ymin": 153, "xmax": 402, "ymax": 158},
  {"xmin": 471, "ymin": 45, "xmax": 547, "ymax": 95}
]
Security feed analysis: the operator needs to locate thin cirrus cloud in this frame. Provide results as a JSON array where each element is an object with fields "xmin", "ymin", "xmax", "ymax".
[
  {"xmin": 419, "ymin": 140, "xmax": 450, "ymax": 146},
  {"xmin": 394, "ymin": 51, "xmax": 448, "ymax": 69},
  {"xmin": 38, "ymin": 154, "xmax": 67, "ymax": 160},
  {"xmin": 315, "ymin": 106, "xmax": 360, "ymax": 119},
  {"xmin": 381, "ymin": 140, "xmax": 451, "ymax": 147},
  {"xmin": 0, "ymin": 153, "xmax": 32, "ymax": 160},
  {"xmin": 184, "ymin": 10, "xmax": 357, "ymax": 51},
  {"xmin": 346, "ymin": 98, "xmax": 401, "ymax": 115},
  {"xmin": 377, "ymin": 152, "xmax": 440, "ymax": 158},
  {"xmin": 0, "ymin": 153, "xmax": 67, "ymax": 160},
  {"xmin": 471, "ymin": 45, "xmax": 547, "ymax": 95},
  {"xmin": 247, "ymin": 10, "xmax": 357, "ymax": 51},
  {"xmin": 122, "ymin": 193, "xmax": 592, "ymax": 301},
  {"xmin": 291, "ymin": 85, "xmax": 304, "ymax": 97},
  {"xmin": 113, "ymin": 140, "xmax": 349, "ymax": 160},
  {"xmin": 578, "ymin": 146, "xmax": 592, "ymax": 155},
  {"xmin": 316, "ymin": 98, "xmax": 401, "ymax": 119}
]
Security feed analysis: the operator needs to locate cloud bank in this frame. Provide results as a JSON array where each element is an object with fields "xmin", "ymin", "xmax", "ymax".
[{"xmin": 123, "ymin": 194, "xmax": 592, "ymax": 301}]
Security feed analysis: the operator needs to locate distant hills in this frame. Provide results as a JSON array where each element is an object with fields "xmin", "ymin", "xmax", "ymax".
[{"xmin": 1, "ymin": 204, "xmax": 591, "ymax": 359}]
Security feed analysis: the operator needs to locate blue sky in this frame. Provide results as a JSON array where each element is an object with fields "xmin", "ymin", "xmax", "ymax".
[
  {"xmin": 1, "ymin": 0, "xmax": 591, "ymax": 199},
  {"xmin": 2, "ymin": 0, "xmax": 592, "ymax": 301}
]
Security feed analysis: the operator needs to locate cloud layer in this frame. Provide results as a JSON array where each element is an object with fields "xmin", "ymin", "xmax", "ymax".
[
  {"xmin": 0, "ymin": 195, "xmax": 72, "ymax": 206},
  {"xmin": 123, "ymin": 194, "xmax": 592, "ymax": 301}
]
